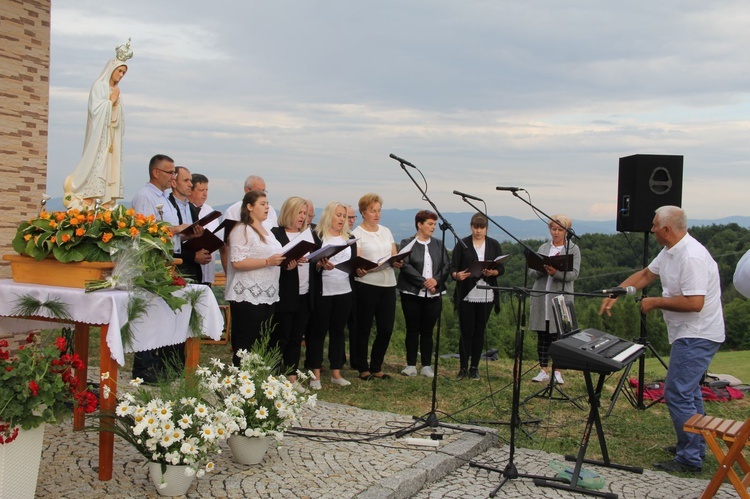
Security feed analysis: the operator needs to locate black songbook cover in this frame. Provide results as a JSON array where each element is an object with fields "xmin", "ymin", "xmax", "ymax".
[
  {"xmin": 183, "ymin": 230, "xmax": 225, "ymax": 253},
  {"xmin": 525, "ymin": 250, "xmax": 573, "ymax": 273},
  {"xmin": 214, "ymin": 219, "xmax": 238, "ymax": 244},
  {"xmin": 179, "ymin": 210, "xmax": 222, "ymax": 235},
  {"xmin": 334, "ymin": 256, "xmax": 378, "ymax": 275},
  {"xmin": 469, "ymin": 254, "xmax": 510, "ymax": 278}
]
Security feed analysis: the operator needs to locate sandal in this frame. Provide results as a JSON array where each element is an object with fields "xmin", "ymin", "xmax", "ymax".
[
  {"xmin": 358, "ymin": 374, "xmax": 374, "ymax": 381},
  {"xmin": 371, "ymin": 373, "xmax": 391, "ymax": 380}
]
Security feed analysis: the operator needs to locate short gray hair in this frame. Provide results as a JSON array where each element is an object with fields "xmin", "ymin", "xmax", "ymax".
[{"xmin": 654, "ymin": 205, "xmax": 687, "ymax": 231}]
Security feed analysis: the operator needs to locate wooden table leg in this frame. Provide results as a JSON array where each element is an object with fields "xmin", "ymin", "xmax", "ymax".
[
  {"xmin": 98, "ymin": 324, "xmax": 116, "ymax": 481},
  {"xmin": 185, "ymin": 337, "xmax": 200, "ymax": 373},
  {"xmin": 73, "ymin": 323, "xmax": 90, "ymax": 431}
]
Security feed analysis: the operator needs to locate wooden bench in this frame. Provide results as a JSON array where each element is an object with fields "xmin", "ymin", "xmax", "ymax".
[{"xmin": 684, "ymin": 414, "xmax": 750, "ymax": 498}]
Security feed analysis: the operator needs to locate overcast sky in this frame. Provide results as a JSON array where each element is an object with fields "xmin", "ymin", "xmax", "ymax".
[{"xmin": 46, "ymin": 1, "xmax": 750, "ymax": 225}]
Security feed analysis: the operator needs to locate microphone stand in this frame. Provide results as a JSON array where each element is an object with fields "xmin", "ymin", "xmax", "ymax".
[
  {"xmin": 454, "ymin": 196, "xmax": 553, "ymax": 497},
  {"xmin": 501, "ymin": 189, "xmax": 584, "ymax": 409},
  {"xmin": 389, "ymin": 154, "xmax": 477, "ymax": 439}
]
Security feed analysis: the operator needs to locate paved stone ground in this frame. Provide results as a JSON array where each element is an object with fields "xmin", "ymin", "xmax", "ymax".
[{"xmin": 34, "ymin": 397, "xmax": 738, "ymax": 499}]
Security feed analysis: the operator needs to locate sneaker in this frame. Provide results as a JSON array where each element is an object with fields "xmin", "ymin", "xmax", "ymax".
[
  {"xmin": 310, "ymin": 379, "xmax": 322, "ymax": 390},
  {"xmin": 292, "ymin": 382, "xmax": 308, "ymax": 394},
  {"xmin": 330, "ymin": 377, "xmax": 351, "ymax": 386},
  {"xmin": 663, "ymin": 445, "xmax": 705, "ymax": 459},
  {"xmin": 401, "ymin": 365, "xmax": 418, "ymax": 377},
  {"xmin": 653, "ymin": 459, "xmax": 701, "ymax": 473},
  {"xmin": 420, "ymin": 366, "xmax": 434, "ymax": 378},
  {"xmin": 554, "ymin": 371, "xmax": 564, "ymax": 385},
  {"xmin": 531, "ymin": 370, "xmax": 550, "ymax": 383},
  {"xmin": 469, "ymin": 367, "xmax": 480, "ymax": 380},
  {"xmin": 457, "ymin": 368, "xmax": 468, "ymax": 380}
]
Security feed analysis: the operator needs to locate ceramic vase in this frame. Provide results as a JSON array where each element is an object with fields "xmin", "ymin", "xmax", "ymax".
[
  {"xmin": 148, "ymin": 462, "xmax": 195, "ymax": 497},
  {"xmin": 228, "ymin": 434, "xmax": 271, "ymax": 465},
  {"xmin": 0, "ymin": 423, "xmax": 45, "ymax": 499}
]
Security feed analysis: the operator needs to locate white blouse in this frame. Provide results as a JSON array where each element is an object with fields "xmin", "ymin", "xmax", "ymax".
[
  {"xmin": 352, "ymin": 224, "xmax": 396, "ymax": 287},
  {"xmin": 224, "ymin": 224, "xmax": 282, "ymax": 305}
]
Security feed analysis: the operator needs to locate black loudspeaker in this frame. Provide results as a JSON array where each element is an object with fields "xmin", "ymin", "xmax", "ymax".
[{"xmin": 616, "ymin": 154, "xmax": 683, "ymax": 233}]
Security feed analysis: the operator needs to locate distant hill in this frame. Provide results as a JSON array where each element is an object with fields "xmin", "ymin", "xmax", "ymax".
[{"xmin": 43, "ymin": 197, "xmax": 750, "ymax": 245}]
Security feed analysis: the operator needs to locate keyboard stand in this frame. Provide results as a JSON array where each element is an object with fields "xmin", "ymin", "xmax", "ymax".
[{"xmin": 534, "ymin": 370, "xmax": 643, "ymax": 499}]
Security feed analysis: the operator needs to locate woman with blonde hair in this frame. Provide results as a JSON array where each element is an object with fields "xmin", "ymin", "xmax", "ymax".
[
  {"xmin": 307, "ymin": 201, "xmax": 357, "ymax": 389},
  {"xmin": 271, "ymin": 196, "xmax": 317, "ymax": 382},
  {"xmin": 528, "ymin": 214, "xmax": 581, "ymax": 385},
  {"xmin": 224, "ymin": 190, "xmax": 286, "ymax": 366}
]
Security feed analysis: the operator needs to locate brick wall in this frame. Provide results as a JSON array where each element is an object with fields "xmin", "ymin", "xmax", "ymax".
[{"xmin": 0, "ymin": 0, "xmax": 51, "ymax": 278}]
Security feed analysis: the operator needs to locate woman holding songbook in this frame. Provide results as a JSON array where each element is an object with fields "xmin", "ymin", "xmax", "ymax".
[
  {"xmin": 352, "ymin": 193, "xmax": 403, "ymax": 381},
  {"xmin": 271, "ymin": 196, "xmax": 318, "ymax": 383},
  {"xmin": 397, "ymin": 210, "xmax": 451, "ymax": 378},
  {"xmin": 224, "ymin": 190, "xmax": 287, "ymax": 366},
  {"xmin": 451, "ymin": 213, "xmax": 504, "ymax": 380},
  {"xmin": 307, "ymin": 201, "xmax": 357, "ymax": 389},
  {"xmin": 528, "ymin": 214, "xmax": 581, "ymax": 385}
]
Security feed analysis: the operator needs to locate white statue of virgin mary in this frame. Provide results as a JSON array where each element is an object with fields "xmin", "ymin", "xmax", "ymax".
[{"xmin": 63, "ymin": 39, "xmax": 133, "ymax": 210}]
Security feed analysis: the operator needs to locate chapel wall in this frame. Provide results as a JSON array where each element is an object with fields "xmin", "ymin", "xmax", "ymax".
[{"xmin": 0, "ymin": 0, "xmax": 51, "ymax": 279}]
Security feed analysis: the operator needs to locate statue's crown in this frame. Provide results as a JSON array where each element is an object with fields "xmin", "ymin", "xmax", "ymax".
[{"xmin": 115, "ymin": 38, "xmax": 133, "ymax": 62}]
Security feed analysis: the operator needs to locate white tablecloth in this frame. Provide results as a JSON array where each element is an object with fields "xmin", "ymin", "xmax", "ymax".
[{"xmin": 0, "ymin": 279, "xmax": 223, "ymax": 366}]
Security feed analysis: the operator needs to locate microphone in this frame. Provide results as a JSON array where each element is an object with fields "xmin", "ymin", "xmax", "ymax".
[
  {"xmin": 453, "ymin": 190, "xmax": 484, "ymax": 202},
  {"xmin": 496, "ymin": 186, "xmax": 521, "ymax": 192},
  {"xmin": 389, "ymin": 153, "xmax": 416, "ymax": 168},
  {"xmin": 597, "ymin": 286, "xmax": 637, "ymax": 297}
]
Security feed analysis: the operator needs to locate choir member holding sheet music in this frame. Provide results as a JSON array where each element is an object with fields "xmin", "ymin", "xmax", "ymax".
[
  {"xmin": 351, "ymin": 194, "xmax": 404, "ymax": 381},
  {"xmin": 451, "ymin": 213, "xmax": 504, "ymax": 381},
  {"xmin": 396, "ymin": 210, "xmax": 451, "ymax": 378},
  {"xmin": 224, "ymin": 191, "xmax": 289, "ymax": 367},
  {"xmin": 307, "ymin": 202, "xmax": 358, "ymax": 390},
  {"xmin": 528, "ymin": 214, "xmax": 581, "ymax": 385},
  {"xmin": 270, "ymin": 197, "xmax": 318, "ymax": 384}
]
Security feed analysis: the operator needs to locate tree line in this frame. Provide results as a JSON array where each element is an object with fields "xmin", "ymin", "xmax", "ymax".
[{"xmin": 396, "ymin": 223, "xmax": 750, "ymax": 360}]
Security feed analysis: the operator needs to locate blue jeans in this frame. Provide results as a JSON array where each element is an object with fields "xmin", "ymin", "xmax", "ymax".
[{"xmin": 664, "ymin": 337, "xmax": 721, "ymax": 467}]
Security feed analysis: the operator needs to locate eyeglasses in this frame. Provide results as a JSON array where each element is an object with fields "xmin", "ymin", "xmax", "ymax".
[
  {"xmin": 157, "ymin": 168, "xmax": 177, "ymax": 176},
  {"xmin": 347, "ymin": 216, "xmax": 357, "ymax": 220}
]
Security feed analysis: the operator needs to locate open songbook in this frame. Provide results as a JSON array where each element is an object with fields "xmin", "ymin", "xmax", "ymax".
[
  {"xmin": 335, "ymin": 238, "xmax": 415, "ymax": 275},
  {"xmin": 468, "ymin": 254, "xmax": 510, "ymax": 278},
  {"xmin": 307, "ymin": 238, "xmax": 358, "ymax": 264},
  {"xmin": 525, "ymin": 249, "xmax": 574, "ymax": 273},
  {"xmin": 279, "ymin": 227, "xmax": 317, "ymax": 265},
  {"xmin": 182, "ymin": 210, "xmax": 225, "ymax": 253}
]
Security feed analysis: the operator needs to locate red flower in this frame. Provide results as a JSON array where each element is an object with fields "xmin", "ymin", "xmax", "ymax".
[
  {"xmin": 0, "ymin": 350, "xmax": 8, "ymax": 360},
  {"xmin": 0, "ymin": 339, "xmax": 8, "ymax": 347},
  {"xmin": 172, "ymin": 276, "xmax": 187, "ymax": 287},
  {"xmin": 0, "ymin": 424, "xmax": 20, "ymax": 445},
  {"xmin": 55, "ymin": 337, "xmax": 67, "ymax": 351},
  {"xmin": 26, "ymin": 333, "xmax": 35, "ymax": 344},
  {"xmin": 29, "ymin": 380, "xmax": 40, "ymax": 396},
  {"xmin": 74, "ymin": 390, "xmax": 99, "ymax": 413}
]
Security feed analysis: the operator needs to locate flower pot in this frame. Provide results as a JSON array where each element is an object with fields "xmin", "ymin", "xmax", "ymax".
[
  {"xmin": 0, "ymin": 423, "xmax": 45, "ymax": 499},
  {"xmin": 3, "ymin": 254, "xmax": 114, "ymax": 289},
  {"xmin": 228, "ymin": 434, "xmax": 271, "ymax": 465},
  {"xmin": 148, "ymin": 462, "xmax": 195, "ymax": 497}
]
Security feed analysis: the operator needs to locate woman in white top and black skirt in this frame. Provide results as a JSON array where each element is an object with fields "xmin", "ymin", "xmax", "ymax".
[
  {"xmin": 307, "ymin": 201, "xmax": 357, "ymax": 390},
  {"xmin": 451, "ymin": 213, "xmax": 504, "ymax": 380},
  {"xmin": 224, "ymin": 190, "xmax": 286, "ymax": 366}
]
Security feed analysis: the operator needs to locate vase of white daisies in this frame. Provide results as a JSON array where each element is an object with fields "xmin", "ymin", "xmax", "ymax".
[
  {"xmin": 99, "ymin": 372, "xmax": 234, "ymax": 495},
  {"xmin": 196, "ymin": 338, "xmax": 316, "ymax": 465}
]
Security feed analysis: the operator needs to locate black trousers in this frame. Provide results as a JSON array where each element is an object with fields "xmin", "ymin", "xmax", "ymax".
[
  {"xmin": 229, "ymin": 301, "xmax": 275, "ymax": 367},
  {"xmin": 401, "ymin": 293, "xmax": 441, "ymax": 367},
  {"xmin": 458, "ymin": 300, "xmax": 492, "ymax": 369},
  {"xmin": 307, "ymin": 292, "xmax": 352, "ymax": 370},
  {"xmin": 354, "ymin": 283, "xmax": 396, "ymax": 374},
  {"xmin": 271, "ymin": 293, "xmax": 311, "ymax": 374}
]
